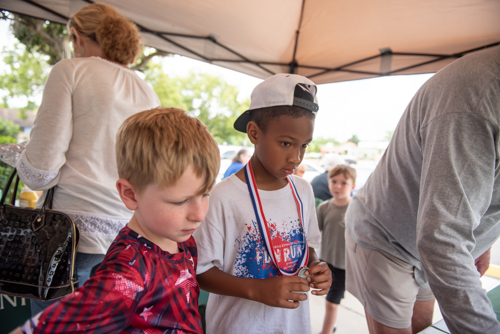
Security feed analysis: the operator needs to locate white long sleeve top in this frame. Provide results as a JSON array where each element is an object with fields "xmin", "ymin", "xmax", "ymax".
[{"xmin": 17, "ymin": 57, "xmax": 160, "ymax": 254}]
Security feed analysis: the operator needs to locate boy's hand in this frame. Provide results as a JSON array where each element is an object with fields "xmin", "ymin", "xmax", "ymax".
[
  {"xmin": 305, "ymin": 261, "xmax": 331, "ymax": 295},
  {"xmin": 475, "ymin": 248, "xmax": 491, "ymax": 277},
  {"xmin": 254, "ymin": 276, "xmax": 310, "ymax": 309}
]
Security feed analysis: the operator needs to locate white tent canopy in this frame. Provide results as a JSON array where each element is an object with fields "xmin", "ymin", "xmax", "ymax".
[{"xmin": 1, "ymin": 0, "xmax": 499, "ymax": 84}]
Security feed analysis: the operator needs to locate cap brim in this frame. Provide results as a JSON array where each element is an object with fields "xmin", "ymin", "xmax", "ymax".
[{"xmin": 234, "ymin": 110, "xmax": 252, "ymax": 133}]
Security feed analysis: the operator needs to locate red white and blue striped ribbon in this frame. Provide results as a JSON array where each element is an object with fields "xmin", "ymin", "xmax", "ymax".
[{"xmin": 244, "ymin": 161, "xmax": 309, "ymax": 276}]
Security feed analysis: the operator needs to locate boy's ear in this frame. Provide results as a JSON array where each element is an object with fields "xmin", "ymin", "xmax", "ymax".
[
  {"xmin": 247, "ymin": 121, "xmax": 260, "ymax": 145},
  {"xmin": 116, "ymin": 179, "xmax": 139, "ymax": 210}
]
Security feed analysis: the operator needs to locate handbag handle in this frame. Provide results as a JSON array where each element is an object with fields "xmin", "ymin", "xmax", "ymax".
[{"xmin": 0, "ymin": 168, "xmax": 55, "ymax": 232}]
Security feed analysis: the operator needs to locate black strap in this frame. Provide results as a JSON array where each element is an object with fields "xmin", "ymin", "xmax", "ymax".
[{"xmin": 0, "ymin": 168, "xmax": 56, "ymax": 231}]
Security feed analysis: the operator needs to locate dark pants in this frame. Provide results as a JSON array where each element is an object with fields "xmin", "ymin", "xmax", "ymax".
[{"xmin": 324, "ymin": 261, "xmax": 346, "ymax": 305}]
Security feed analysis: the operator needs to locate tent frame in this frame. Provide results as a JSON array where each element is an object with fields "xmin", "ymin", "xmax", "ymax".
[{"xmin": 4, "ymin": 0, "xmax": 500, "ymax": 79}]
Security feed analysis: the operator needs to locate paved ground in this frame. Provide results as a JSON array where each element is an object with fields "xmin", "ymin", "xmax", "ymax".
[
  {"xmin": 309, "ymin": 271, "xmax": 500, "ymax": 334},
  {"xmin": 310, "ymin": 290, "xmax": 368, "ymax": 334}
]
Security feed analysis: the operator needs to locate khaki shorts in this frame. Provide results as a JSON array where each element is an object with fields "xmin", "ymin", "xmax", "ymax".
[{"xmin": 345, "ymin": 233, "xmax": 434, "ymax": 329}]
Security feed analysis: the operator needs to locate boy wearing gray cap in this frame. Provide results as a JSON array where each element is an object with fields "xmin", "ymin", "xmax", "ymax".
[{"xmin": 194, "ymin": 73, "xmax": 332, "ymax": 334}]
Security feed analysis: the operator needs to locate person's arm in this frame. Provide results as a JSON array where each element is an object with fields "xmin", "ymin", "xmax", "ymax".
[
  {"xmin": 305, "ymin": 247, "xmax": 332, "ymax": 295},
  {"xmin": 475, "ymin": 248, "xmax": 491, "ymax": 276},
  {"xmin": 15, "ymin": 254, "xmax": 147, "ymax": 333},
  {"xmin": 303, "ymin": 183, "xmax": 331, "ymax": 293},
  {"xmin": 195, "ymin": 213, "xmax": 311, "ymax": 308},
  {"xmin": 197, "ymin": 267, "xmax": 310, "ymax": 309},
  {"xmin": 417, "ymin": 114, "xmax": 500, "ymax": 333},
  {"xmin": 317, "ymin": 203, "xmax": 324, "ymax": 232},
  {"xmin": 16, "ymin": 61, "xmax": 74, "ymax": 190}
]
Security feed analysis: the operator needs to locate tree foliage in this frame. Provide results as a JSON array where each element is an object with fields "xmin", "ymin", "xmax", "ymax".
[
  {"xmin": 0, "ymin": 118, "xmax": 21, "ymax": 141},
  {"xmin": 144, "ymin": 62, "xmax": 249, "ymax": 145},
  {"xmin": 1, "ymin": 11, "xmax": 70, "ymax": 65},
  {"xmin": 308, "ymin": 136, "xmax": 341, "ymax": 153},
  {"xmin": 0, "ymin": 43, "xmax": 50, "ymax": 112},
  {"xmin": 347, "ymin": 134, "xmax": 360, "ymax": 145},
  {"xmin": 0, "ymin": 12, "xmax": 249, "ymax": 144},
  {"xmin": 0, "ymin": 118, "xmax": 21, "ymax": 195},
  {"xmin": 0, "ymin": 11, "xmax": 170, "ymax": 71}
]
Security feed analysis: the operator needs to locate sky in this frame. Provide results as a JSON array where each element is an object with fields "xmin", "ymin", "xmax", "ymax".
[
  {"xmin": 158, "ymin": 56, "xmax": 434, "ymax": 142},
  {"xmin": 0, "ymin": 19, "xmax": 434, "ymax": 142}
]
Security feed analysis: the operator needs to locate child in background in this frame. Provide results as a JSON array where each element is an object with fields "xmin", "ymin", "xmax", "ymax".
[
  {"xmin": 194, "ymin": 73, "xmax": 332, "ymax": 334},
  {"xmin": 318, "ymin": 164, "xmax": 356, "ymax": 334},
  {"xmin": 294, "ymin": 162, "xmax": 308, "ymax": 178},
  {"xmin": 11, "ymin": 107, "xmax": 220, "ymax": 334}
]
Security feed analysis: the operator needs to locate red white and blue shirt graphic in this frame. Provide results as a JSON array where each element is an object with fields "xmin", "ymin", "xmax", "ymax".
[
  {"xmin": 234, "ymin": 214, "xmax": 307, "ymax": 278},
  {"xmin": 194, "ymin": 174, "xmax": 321, "ymax": 334},
  {"xmin": 239, "ymin": 162, "xmax": 309, "ymax": 277}
]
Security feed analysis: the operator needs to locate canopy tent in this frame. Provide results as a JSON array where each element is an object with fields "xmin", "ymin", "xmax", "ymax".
[{"xmin": 1, "ymin": 0, "xmax": 499, "ymax": 84}]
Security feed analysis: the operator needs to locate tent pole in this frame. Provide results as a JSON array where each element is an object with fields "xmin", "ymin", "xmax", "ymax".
[{"xmin": 290, "ymin": 0, "xmax": 307, "ymax": 74}]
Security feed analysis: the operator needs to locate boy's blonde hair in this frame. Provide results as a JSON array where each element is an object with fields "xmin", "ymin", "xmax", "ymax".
[
  {"xmin": 116, "ymin": 107, "xmax": 220, "ymax": 194},
  {"xmin": 68, "ymin": 3, "xmax": 142, "ymax": 65},
  {"xmin": 328, "ymin": 164, "xmax": 357, "ymax": 184}
]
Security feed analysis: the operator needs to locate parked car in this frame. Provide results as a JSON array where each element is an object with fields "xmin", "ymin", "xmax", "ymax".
[
  {"xmin": 342, "ymin": 155, "xmax": 358, "ymax": 165},
  {"xmin": 300, "ymin": 160, "xmax": 324, "ymax": 183},
  {"xmin": 216, "ymin": 148, "xmax": 325, "ymax": 184},
  {"xmin": 352, "ymin": 162, "xmax": 377, "ymax": 194}
]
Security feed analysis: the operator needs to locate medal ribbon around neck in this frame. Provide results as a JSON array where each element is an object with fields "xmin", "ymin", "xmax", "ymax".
[{"xmin": 244, "ymin": 161, "xmax": 309, "ymax": 276}]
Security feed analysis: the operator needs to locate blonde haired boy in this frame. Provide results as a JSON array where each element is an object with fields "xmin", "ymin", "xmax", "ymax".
[
  {"xmin": 318, "ymin": 164, "xmax": 356, "ymax": 334},
  {"xmin": 13, "ymin": 107, "xmax": 219, "ymax": 334}
]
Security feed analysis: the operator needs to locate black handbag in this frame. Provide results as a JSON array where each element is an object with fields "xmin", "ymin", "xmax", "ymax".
[{"xmin": 0, "ymin": 168, "xmax": 79, "ymax": 300}]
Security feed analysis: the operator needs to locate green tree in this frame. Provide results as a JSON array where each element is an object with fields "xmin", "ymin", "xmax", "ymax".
[
  {"xmin": 1, "ymin": 11, "xmax": 70, "ymax": 65},
  {"xmin": 308, "ymin": 136, "xmax": 340, "ymax": 153},
  {"xmin": 1, "ymin": 11, "xmax": 169, "ymax": 70},
  {"xmin": 0, "ymin": 118, "xmax": 21, "ymax": 143},
  {"xmin": 143, "ymin": 62, "xmax": 187, "ymax": 109},
  {"xmin": 0, "ymin": 118, "xmax": 21, "ymax": 197},
  {"xmin": 0, "ymin": 13, "xmax": 168, "ymax": 114},
  {"xmin": 144, "ymin": 62, "xmax": 249, "ymax": 145},
  {"xmin": 0, "ymin": 44, "xmax": 50, "ymax": 112},
  {"xmin": 347, "ymin": 134, "xmax": 360, "ymax": 145},
  {"xmin": 1, "ymin": 12, "xmax": 247, "ymax": 144},
  {"xmin": 178, "ymin": 72, "xmax": 249, "ymax": 145}
]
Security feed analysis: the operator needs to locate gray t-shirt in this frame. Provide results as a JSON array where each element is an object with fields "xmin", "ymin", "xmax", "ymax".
[
  {"xmin": 346, "ymin": 45, "xmax": 500, "ymax": 333},
  {"xmin": 318, "ymin": 199, "xmax": 348, "ymax": 269}
]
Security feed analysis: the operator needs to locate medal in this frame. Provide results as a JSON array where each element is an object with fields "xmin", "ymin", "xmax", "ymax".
[
  {"xmin": 298, "ymin": 267, "xmax": 309, "ymax": 279},
  {"xmin": 244, "ymin": 161, "xmax": 309, "ymax": 277}
]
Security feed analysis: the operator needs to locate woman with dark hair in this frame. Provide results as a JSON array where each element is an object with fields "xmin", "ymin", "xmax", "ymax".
[
  {"xmin": 15, "ymin": 3, "xmax": 160, "ymax": 315},
  {"xmin": 223, "ymin": 148, "xmax": 251, "ymax": 179}
]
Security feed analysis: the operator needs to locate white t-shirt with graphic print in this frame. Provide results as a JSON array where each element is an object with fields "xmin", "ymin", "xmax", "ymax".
[{"xmin": 194, "ymin": 173, "xmax": 320, "ymax": 334}]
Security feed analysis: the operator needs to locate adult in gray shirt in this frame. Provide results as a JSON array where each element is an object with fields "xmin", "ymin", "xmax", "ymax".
[{"xmin": 345, "ymin": 45, "xmax": 500, "ymax": 334}]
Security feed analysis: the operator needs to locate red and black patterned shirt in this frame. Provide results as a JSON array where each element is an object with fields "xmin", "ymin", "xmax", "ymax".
[{"xmin": 21, "ymin": 226, "xmax": 202, "ymax": 334}]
